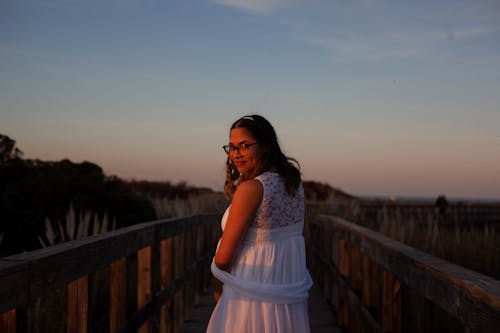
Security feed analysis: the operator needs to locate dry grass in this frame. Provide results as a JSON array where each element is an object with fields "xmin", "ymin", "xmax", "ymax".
[
  {"xmin": 38, "ymin": 204, "xmax": 116, "ymax": 247},
  {"xmin": 372, "ymin": 206, "xmax": 499, "ymax": 279},
  {"xmin": 307, "ymin": 192, "xmax": 500, "ymax": 280},
  {"xmin": 148, "ymin": 191, "xmax": 228, "ymax": 219}
]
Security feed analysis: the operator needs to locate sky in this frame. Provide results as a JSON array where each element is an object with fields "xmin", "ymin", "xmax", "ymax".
[{"xmin": 1, "ymin": 0, "xmax": 499, "ymax": 199}]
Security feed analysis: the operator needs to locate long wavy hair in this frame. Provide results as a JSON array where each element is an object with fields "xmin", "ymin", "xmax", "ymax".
[{"xmin": 224, "ymin": 115, "xmax": 301, "ymax": 198}]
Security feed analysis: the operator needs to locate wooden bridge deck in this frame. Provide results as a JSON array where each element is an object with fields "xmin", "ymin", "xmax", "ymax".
[{"xmin": 179, "ymin": 285, "xmax": 340, "ymax": 333}]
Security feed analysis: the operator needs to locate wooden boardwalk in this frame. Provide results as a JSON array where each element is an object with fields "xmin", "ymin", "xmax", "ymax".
[{"xmin": 179, "ymin": 285, "xmax": 340, "ymax": 333}]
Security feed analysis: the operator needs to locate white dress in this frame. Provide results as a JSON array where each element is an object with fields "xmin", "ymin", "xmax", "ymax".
[{"xmin": 206, "ymin": 172, "xmax": 313, "ymax": 333}]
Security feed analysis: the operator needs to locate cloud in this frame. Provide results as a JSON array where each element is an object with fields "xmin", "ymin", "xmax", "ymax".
[
  {"xmin": 5, "ymin": 0, "xmax": 81, "ymax": 10},
  {"xmin": 210, "ymin": 0, "xmax": 301, "ymax": 15},
  {"xmin": 302, "ymin": 25, "xmax": 500, "ymax": 63},
  {"xmin": 303, "ymin": 34, "xmax": 426, "ymax": 63}
]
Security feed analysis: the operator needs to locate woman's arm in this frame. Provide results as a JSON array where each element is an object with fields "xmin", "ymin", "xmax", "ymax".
[{"xmin": 214, "ymin": 179, "xmax": 263, "ymax": 272}]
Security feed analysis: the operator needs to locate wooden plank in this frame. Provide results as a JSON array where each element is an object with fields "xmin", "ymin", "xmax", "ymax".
[
  {"xmin": 338, "ymin": 240, "xmax": 349, "ymax": 329},
  {"xmin": 109, "ymin": 258, "xmax": 126, "ymax": 333},
  {"xmin": 195, "ymin": 227, "xmax": 204, "ymax": 304},
  {"xmin": 174, "ymin": 234, "xmax": 185, "ymax": 279},
  {"xmin": 0, "ymin": 308, "xmax": 16, "ymax": 333},
  {"xmin": 67, "ymin": 275, "xmax": 88, "ymax": 333},
  {"xmin": 173, "ymin": 233, "xmax": 183, "ymax": 332},
  {"xmin": 126, "ymin": 253, "xmax": 138, "ymax": 322},
  {"xmin": 382, "ymin": 271, "xmax": 401, "ymax": 333},
  {"xmin": 323, "ymin": 232, "xmax": 332, "ymax": 302},
  {"xmin": 362, "ymin": 255, "xmax": 380, "ymax": 320},
  {"xmin": 174, "ymin": 290, "xmax": 184, "ymax": 332},
  {"xmin": 150, "ymin": 240, "xmax": 161, "ymax": 333},
  {"xmin": 160, "ymin": 238, "xmax": 173, "ymax": 333},
  {"xmin": 0, "ymin": 260, "xmax": 29, "ymax": 313},
  {"xmin": 407, "ymin": 288, "xmax": 431, "ymax": 333},
  {"xmin": 331, "ymin": 230, "xmax": 340, "ymax": 313},
  {"xmin": 338, "ymin": 240, "xmax": 349, "ymax": 278},
  {"xmin": 349, "ymin": 246, "xmax": 362, "ymax": 333},
  {"xmin": 349, "ymin": 246, "xmax": 362, "ymax": 292},
  {"xmin": 17, "ymin": 224, "xmax": 155, "ymax": 301},
  {"xmin": 137, "ymin": 246, "xmax": 151, "ymax": 333}
]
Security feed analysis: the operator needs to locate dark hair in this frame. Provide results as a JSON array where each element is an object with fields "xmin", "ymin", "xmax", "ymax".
[{"xmin": 224, "ymin": 114, "xmax": 301, "ymax": 198}]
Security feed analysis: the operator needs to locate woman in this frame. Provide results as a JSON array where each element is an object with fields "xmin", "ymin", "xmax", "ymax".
[{"xmin": 206, "ymin": 115, "xmax": 312, "ymax": 333}]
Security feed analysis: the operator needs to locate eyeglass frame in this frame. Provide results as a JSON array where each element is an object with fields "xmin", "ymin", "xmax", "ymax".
[{"xmin": 222, "ymin": 142, "xmax": 258, "ymax": 155}]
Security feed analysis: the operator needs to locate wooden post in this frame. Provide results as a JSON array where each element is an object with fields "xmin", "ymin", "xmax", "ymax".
[
  {"xmin": 331, "ymin": 231, "xmax": 340, "ymax": 314},
  {"xmin": 362, "ymin": 255, "xmax": 380, "ymax": 321},
  {"xmin": 185, "ymin": 228, "xmax": 193, "ymax": 309},
  {"xmin": 382, "ymin": 271, "xmax": 401, "ymax": 333},
  {"xmin": 137, "ymin": 246, "xmax": 152, "ymax": 333},
  {"xmin": 126, "ymin": 252, "xmax": 138, "ymax": 324},
  {"xmin": 0, "ymin": 309, "xmax": 16, "ymax": 333},
  {"xmin": 173, "ymin": 233, "xmax": 185, "ymax": 332},
  {"xmin": 160, "ymin": 238, "xmax": 173, "ymax": 333},
  {"xmin": 203, "ymin": 223, "xmax": 213, "ymax": 292},
  {"xmin": 151, "ymin": 239, "xmax": 161, "ymax": 333},
  {"xmin": 195, "ymin": 225, "xmax": 204, "ymax": 302},
  {"xmin": 407, "ymin": 288, "xmax": 431, "ymax": 333},
  {"xmin": 338, "ymin": 239, "xmax": 349, "ymax": 329},
  {"xmin": 349, "ymin": 246, "xmax": 363, "ymax": 333},
  {"xmin": 110, "ymin": 258, "xmax": 126, "ymax": 333},
  {"xmin": 67, "ymin": 275, "xmax": 88, "ymax": 333},
  {"xmin": 349, "ymin": 246, "xmax": 362, "ymax": 292}
]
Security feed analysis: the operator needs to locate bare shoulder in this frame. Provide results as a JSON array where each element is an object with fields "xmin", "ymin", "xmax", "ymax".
[{"xmin": 232, "ymin": 179, "xmax": 263, "ymax": 208}]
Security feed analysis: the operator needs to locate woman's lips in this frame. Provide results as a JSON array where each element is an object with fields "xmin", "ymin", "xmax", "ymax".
[{"xmin": 234, "ymin": 161, "xmax": 246, "ymax": 168}]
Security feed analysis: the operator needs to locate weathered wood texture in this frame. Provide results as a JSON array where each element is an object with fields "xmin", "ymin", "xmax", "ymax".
[
  {"xmin": 0, "ymin": 214, "xmax": 221, "ymax": 333},
  {"xmin": 309, "ymin": 215, "xmax": 500, "ymax": 333}
]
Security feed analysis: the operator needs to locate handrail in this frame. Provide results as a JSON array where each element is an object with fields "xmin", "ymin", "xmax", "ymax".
[
  {"xmin": 0, "ymin": 214, "xmax": 221, "ymax": 333},
  {"xmin": 308, "ymin": 214, "xmax": 500, "ymax": 333}
]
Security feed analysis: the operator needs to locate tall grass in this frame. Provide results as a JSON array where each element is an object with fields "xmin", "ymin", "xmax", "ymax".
[
  {"xmin": 148, "ymin": 191, "xmax": 228, "ymax": 219},
  {"xmin": 373, "ymin": 206, "xmax": 500, "ymax": 279},
  {"xmin": 307, "ymin": 194, "xmax": 500, "ymax": 280},
  {"xmin": 38, "ymin": 204, "xmax": 116, "ymax": 247}
]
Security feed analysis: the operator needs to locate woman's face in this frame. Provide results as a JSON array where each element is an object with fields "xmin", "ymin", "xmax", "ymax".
[{"xmin": 229, "ymin": 127, "xmax": 263, "ymax": 177}]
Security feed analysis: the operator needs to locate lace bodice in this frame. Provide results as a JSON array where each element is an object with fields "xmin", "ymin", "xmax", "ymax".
[{"xmin": 251, "ymin": 172, "xmax": 305, "ymax": 229}]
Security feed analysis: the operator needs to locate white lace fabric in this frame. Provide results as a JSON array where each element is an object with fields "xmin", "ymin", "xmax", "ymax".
[{"xmin": 252, "ymin": 172, "xmax": 305, "ymax": 229}]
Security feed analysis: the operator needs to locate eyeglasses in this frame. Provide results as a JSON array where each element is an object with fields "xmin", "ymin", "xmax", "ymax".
[{"xmin": 222, "ymin": 142, "xmax": 258, "ymax": 155}]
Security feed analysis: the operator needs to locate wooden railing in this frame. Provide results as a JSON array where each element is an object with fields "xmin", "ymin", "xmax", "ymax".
[
  {"xmin": 0, "ymin": 214, "xmax": 221, "ymax": 333},
  {"xmin": 308, "ymin": 215, "xmax": 500, "ymax": 333}
]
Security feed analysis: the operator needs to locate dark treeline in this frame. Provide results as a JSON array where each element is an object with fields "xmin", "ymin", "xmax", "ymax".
[{"xmin": 0, "ymin": 134, "xmax": 156, "ymax": 255}]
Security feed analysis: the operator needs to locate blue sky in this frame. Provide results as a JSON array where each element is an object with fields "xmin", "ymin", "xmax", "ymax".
[{"xmin": 1, "ymin": 0, "xmax": 499, "ymax": 198}]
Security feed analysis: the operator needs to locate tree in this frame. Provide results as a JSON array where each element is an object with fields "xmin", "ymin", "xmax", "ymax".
[
  {"xmin": 0, "ymin": 158, "xmax": 156, "ymax": 254},
  {"xmin": 0, "ymin": 134, "xmax": 23, "ymax": 163}
]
